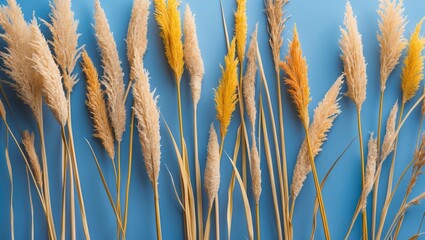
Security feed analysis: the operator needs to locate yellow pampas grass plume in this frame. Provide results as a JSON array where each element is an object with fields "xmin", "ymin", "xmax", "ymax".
[
  {"xmin": 215, "ymin": 39, "xmax": 239, "ymax": 138},
  {"xmin": 154, "ymin": 0, "xmax": 184, "ymax": 82},
  {"xmin": 82, "ymin": 51, "xmax": 115, "ymax": 159},
  {"xmin": 280, "ymin": 25, "xmax": 311, "ymax": 127},
  {"xmin": 234, "ymin": 0, "xmax": 247, "ymax": 62},
  {"xmin": 401, "ymin": 18, "xmax": 425, "ymax": 104}
]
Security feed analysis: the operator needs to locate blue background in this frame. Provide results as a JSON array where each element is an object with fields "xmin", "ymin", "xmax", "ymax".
[{"xmin": 0, "ymin": 0, "xmax": 424, "ymax": 239}]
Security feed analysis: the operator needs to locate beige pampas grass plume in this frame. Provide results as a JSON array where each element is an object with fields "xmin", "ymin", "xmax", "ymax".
[
  {"xmin": 94, "ymin": 0, "xmax": 126, "ymax": 142},
  {"xmin": 132, "ymin": 62, "xmax": 161, "ymax": 187},
  {"xmin": 359, "ymin": 134, "xmax": 378, "ymax": 210},
  {"xmin": 280, "ymin": 25, "xmax": 311, "ymax": 127},
  {"xmin": 235, "ymin": 0, "xmax": 247, "ymax": 62},
  {"xmin": 340, "ymin": 2, "xmax": 367, "ymax": 110},
  {"xmin": 154, "ymin": 0, "xmax": 185, "ymax": 82},
  {"xmin": 290, "ymin": 75, "xmax": 343, "ymax": 199},
  {"xmin": 401, "ymin": 18, "xmax": 425, "ymax": 104},
  {"xmin": 251, "ymin": 142, "xmax": 261, "ymax": 204},
  {"xmin": 0, "ymin": 0, "xmax": 43, "ymax": 124},
  {"xmin": 243, "ymin": 25, "xmax": 258, "ymax": 127},
  {"xmin": 44, "ymin": 0, "xmax": 83, "ymax": 93},
  {"xmin": 381, "ymin": 101, "xmax": 398, "ymax": 161},
  {"xmin": 204, "ymin": 124, "xmax": 220, "ymax": 208},
  {"xmin": 82, "ymin": 51, "xmax": 115, "ymax": 159},
  {"xmin": 265, "ymin": 0, "xmax": 288, "ymax": 69},
  {"xmin": 127, "ymin": 0, "xmax": 150, "ymax": 80},
  {"xmin": 377, "ymin": 0, "xmax": 406, "ymax": 92},
  {"xmin": 183, "ymin": 4, "xmax": 204, "ymax": 106},
  {"xmin": 215, "ymin": 39, "xmax": 239, "ymax": 138},
  {"xmin": 22, "ymin": 131, "xmax": 43, "ymax": 188},
  {"xmin": 30, "ymin": 19, "xmax": 68, "ymax": 126}
]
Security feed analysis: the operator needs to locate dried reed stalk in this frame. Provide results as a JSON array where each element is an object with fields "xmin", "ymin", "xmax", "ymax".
[
  {"xmin": 94, "ymin": 0, "xmax": 126, "ymax": 142},
  {"xmin": 22, "ymin": 131, "xmax": 43, "ymax": 189},
  {"xmin": 30, "ymin": 19, "xmax": 68, "ymax": 126},
  {"xmin": 290, "ymin": 75, "xmax": 343, "ymax": 203},
  {"xmin": 280, "ymin": 26, "xmax": 330, "ymax": 239},
  {"xmin": 82, "ymin": 51, "xmax": 115, "ymax": 159},
  {"xmin": 44, "ymin": 0, "xmax": 83, "ymax": 93}
]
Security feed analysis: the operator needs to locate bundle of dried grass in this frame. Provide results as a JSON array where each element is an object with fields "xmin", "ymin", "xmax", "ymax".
[
  {"xmin": 153, "ymin": 0, "xmax": 184, "ymax": 82},
  {"xmin": 234, "ymin": 0, "xmax": 247, "ymax": 62},
  {"xmin": 360, "ymin": 134, "xmax": 378, "ymax": 210},
  {"xmin": 280, "ymin": 26, "xmax": 311, "ymax": 127},
  {"xmin": 215, "ymin": 39, "xmax": 239, "ymax": 139},
  {"xmin": 184, "ymin": 4, "xmax": 204, "ymax": 106},
  {"xmin": 82, "ymin": 51, "xmax": 115, "ymax": 159},
  {"xmin": 44, "ymin": 0, "xmax": 83, "ymax": 93},
  {"xmin": 265, "ymin": 0, "xmax": 288, "ymax": 69},
  {"xmin": 381, "ymin": 101, "xmax": 398, "ymax": 161},
  {"xmin": 30, "ymin": 19, "xmax": 68, "ymax": 126},
  {"xmin": 340, "ymin": 2, "xmax": 367, "ymax": 110},
  {"xmin": 204, "ymin": 124, "xmax": 220, "ymax": 208},
  {"xmin": 94, "ymin": 0, "xmax": 126, "ymax": 142},
  {"xmin": 378, "ymin": 0, "xmax": 406, "ymax": 92},
  {"xmin": 127, "ymin": 0, "xmax": 150, "ymax": 80},
  {"xmin": 290, "ymin": 75, "xmax": 343, "ymax": 199},
  {"xmin": 0, "ymin": 0, "xmax": 43, "ymax": 124},
  {"xmin": 401, "ymin": 18, "xmax": 425, "ymax": 104},
  {"xmin": 22, "ymin": 131, "xmax": 43, "ymax": 189},
  {"xmin": 132, "ymin": 62, "xmax": 161, "ymax": 187}
]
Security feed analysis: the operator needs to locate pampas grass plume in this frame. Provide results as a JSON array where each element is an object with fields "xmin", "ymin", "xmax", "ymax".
[
  {"xmin": 82, "ymin": 51, "xmax": 115, "ymax": 159},
  {"xmin": 381, "ymin": 101, "xmax": 398, "ymax": 161},
  {"xmin": 235, "ymin": 0, "xmax": 247, "ymax": 62},
  {"xmin": 291, "ymin": 75, "xmax": 343, "ymax": 199},
  {"xmin": 401, "ymin": 18, "xmax": 425, "ymax": 104},
  {"xmin": 22, "ymin": 131, "xmax": 43, "ymax": 188},
  {"xmin": 265, "ymin": 0, "xmax": 288, "ymax": 68},
  {"xmin": 94, "ymin": 0, "xmax": 126, "ymax": 141},
  {"xmin": 360, "ymin": 134, "xmax": 378, "ymax": 210},
  {"xmin": 30, "ymin": 19, "xmax": 68, "ymax": 126},
  {"xmin": 377, "ymin": 0, "xmax": 406, "ymax": 92},
  {"xmin": 243, "ymin": 25, "xmax": 258, "ymax": 126},
  {"xmin": 204, "ymin": 124, "xmax": 220, "ymax": 208},
  {"xmin": 184, "ymin": 4, "xmax": 204, "ymax": 106},
  {"xmin": 215, "ymin": 38, "xmax": 239, "ymax": 138},
  {"xmin": 340, "ymin": 1, "xmax": 367, "ymax": 110},
  {"xmin": 154, "ymin": 0, "xmax": 185, "ymax": 82},
  {"xmin": 280, "ymin": 25, "xmax": 311, "ymax": 127}
]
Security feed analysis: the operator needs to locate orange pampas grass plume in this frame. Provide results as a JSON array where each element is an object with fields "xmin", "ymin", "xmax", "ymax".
[
  {"xmin": 215, "ymin": 39, "xmax": 239, "ymax": 139},
  {"xmin": 234, "ymin": 0, "xmax": 247, "ymax": 62}
]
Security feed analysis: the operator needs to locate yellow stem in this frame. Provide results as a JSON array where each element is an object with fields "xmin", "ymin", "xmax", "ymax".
[
  {"xmin": 356, "ymin": 109, "xmax": 368, "ymax": 240},
  {"xmin": 373, "ymin": 91, "xmax": 384, "ymax": 240},
  {"xmin": 123, "ymin": 109, "xmax": 135, "ymax": 234},
  {"xmin": 304, "ymin": 125, "xmax": 330, "ymax": 240},
  {"xmin": 256, "ymin": 203, "xmax": 261, "ymax": 240},
  {"xmin": 67, "ymin": 97, "xmax": 76, "ymax": 240},
  {"xmin": 193, "ymin": 106, "xmax": 204, "ymax": 239},
  {"xmin": 60, "ymin": 136, "xmax": 68, "ymax": 240},
  {"xmin": 154, "ymin": 183, "xmax": 162, "ymax": 240},
  {"xmin": 116, "ymin": 140, "xmax": 122, "ymax": 239},
  {"xmin": 204, "ymin": 206, "xmax": 213, "ymax": 240}
]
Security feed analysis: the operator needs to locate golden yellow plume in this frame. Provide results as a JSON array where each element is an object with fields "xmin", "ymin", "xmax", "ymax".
[
  {"xmin": 280, "ymin": 26, "xmax": 311, "ymax": 127},
  {"xmin": 154, "ymin": 0, "xmax": 184, "ymax": 82},
  {"xmin": 215, "ymin": 39, "xmax": 239, "ymax": 138},
  {"xmin": 401, "ymin": 18, "xmax": 425, "ymax": 104},
  {"xmin": 234, "ymin": 0, "xmax": 247, "ymax": 62}
]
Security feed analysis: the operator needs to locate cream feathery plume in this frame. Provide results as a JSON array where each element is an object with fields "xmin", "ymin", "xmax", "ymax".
[
  {"xmin": 153, "ymin": 0, "xmax": 185, "ymax": 82},
  {"xmin": 183, "ymin": 4, "xmax": 204, "ymax": 106},
  {"xmin": 82, "ymin": 51, "xmax": 115, "ymax": 159},
  {"xmin": 234, "ymin": 0, "xmax": 247, "ymax": 62},
  {"xmin": 377, "ymin": 0, "xmax": 406, "ymax": 92},
  {"xmin": 340, "ymin": 2, "xmax": 367, "ymax": 110},
  {"xmin": 30, "ymin": 19, "xmax": 68, "ymax": 126},
  {"xmin": 132, "ymin": 58, "xmax": 161, "ymax": 187},
  {"xmin": 381, "ymin": 101, "xmax": 398, "ymax": 161},
  {"xmin": 280, "ymin": 25, "xmax": 311, "ymax": 127},
  {"xmin": 215, "ymin": 38, "xmax": 239, "ymax": 138},
  {"xmin": 359, "ymin": 134, "xmax": 378, "ymax": 210},
  {"xmin": 204, "ymin": 124, "xmax": 220, "ymax": 208},
  {"xmin": 127, "ymin": 0, "xmax": 150, "ymax": 80},
  {"xmin": 290, "ymin": 75, "xmax": 343, "ymax": 199},
  {"xmin": 243, "ymin": 25, "xmax": 258, "ymax": 127},
  {"xmin": 251, "ymin": 138, "xmax": 262, "ymax": 204},
  {"xmin": 94, "ymin": 0, "xmax": 126, "ymax": 142},
  {"xmin": 44, "ymin": 0, "xmax": 83, "ymax": 93},
  {"xmin": 0, "ymin": 0, "xmax": 43, "ymax": 124},
  {"xmin": 22, "ymin": 130, "xmax": 43, "ymax": 188},
  {"xmin": 265, "ymin": 0, "xmax": 288, "ymax": 69},
  {"xmin": 400, "ymin": 19, "xmax": 425, "ymax": 104}
]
